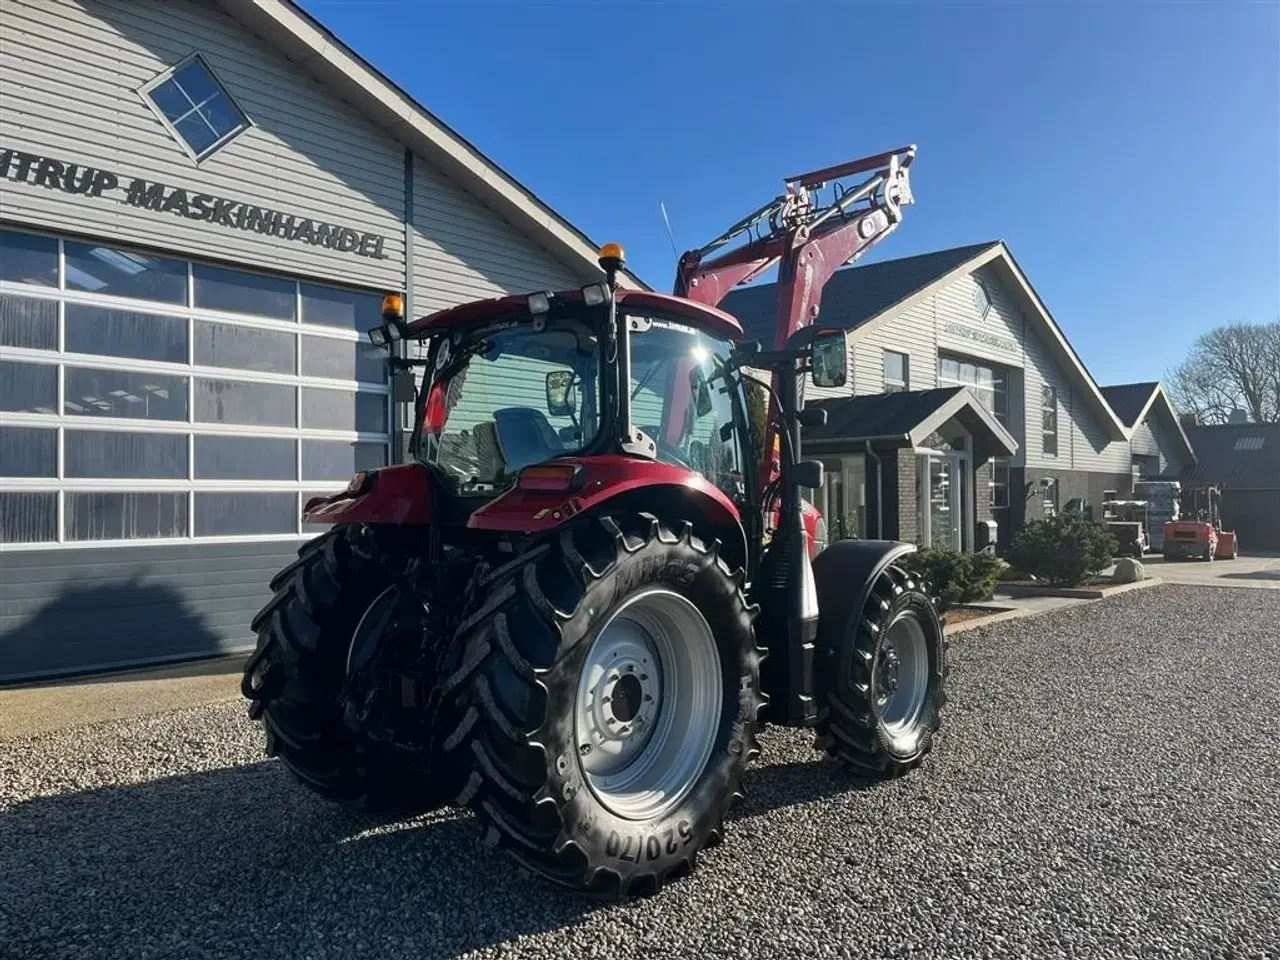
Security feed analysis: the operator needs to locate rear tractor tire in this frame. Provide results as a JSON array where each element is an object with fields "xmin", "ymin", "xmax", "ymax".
[
  {"xmin": 815, "ymin": 562, "xmax": 946, "ymax": 776},
  {"xmin": 441, "ymin": 513, "xmax": 764, "ymax": 898},
  {"xmin": 242, "ymin": 529, "xmax": 452, "ymax": 812}
]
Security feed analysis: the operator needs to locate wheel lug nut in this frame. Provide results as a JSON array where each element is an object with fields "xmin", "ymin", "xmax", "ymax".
[
  {"xmin": 640, "ymin": 674, "xmax": 649, "ymax": 681},
  {"xmin": 643, "ymin": 694, "xmax": 652, "ymax": 701}
]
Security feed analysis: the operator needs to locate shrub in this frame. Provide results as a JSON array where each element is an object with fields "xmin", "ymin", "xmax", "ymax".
[
  {"xmin": 902, "ymin": 547, "xmax": 1003, "ymax": 612},
  {"xmin": 1007, "ymin": 512, "xmax": 1117, "ymax": 586}
]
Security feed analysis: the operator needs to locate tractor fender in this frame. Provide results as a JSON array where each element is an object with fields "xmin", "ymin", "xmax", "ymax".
[
  {"xmin": 301, "ymin": 463, "xmax": 433, "ymax": 527},
  {"xmin": 469, "ymin": 455, "xmax": 748, "ymax": 569},
  {"xmin": 811, "ymin": 539, "xmax": 918, "ymax": 644}
]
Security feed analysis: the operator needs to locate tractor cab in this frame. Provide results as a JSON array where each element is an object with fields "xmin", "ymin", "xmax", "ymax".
[{"xmin": 349, "ymin": 250, "xmax": 844, "ymax": 575}]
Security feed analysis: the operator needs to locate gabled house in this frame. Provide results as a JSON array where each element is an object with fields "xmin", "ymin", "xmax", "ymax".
[
  {"xmin": 1100, "ymin": 382, "xmax": 1197, "ymax": 484},
  {"xmin": 723, "ymin": 241, "xmax": 1178, "ymax": 551}
]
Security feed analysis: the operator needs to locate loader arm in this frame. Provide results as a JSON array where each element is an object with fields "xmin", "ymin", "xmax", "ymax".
[{"xmin": 674, "ymin": 145, "xmax": 917, "ymax": 495}]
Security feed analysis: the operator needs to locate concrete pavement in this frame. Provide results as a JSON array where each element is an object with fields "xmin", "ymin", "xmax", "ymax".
[{"xmin": 1133, "ymin": 552, "xmax": 1280, "ymax": 589}]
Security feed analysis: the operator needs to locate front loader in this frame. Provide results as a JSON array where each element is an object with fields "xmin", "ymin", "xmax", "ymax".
[{"xmin": 242, "ymin": 146, "xmax": 946, "ymax": 898}]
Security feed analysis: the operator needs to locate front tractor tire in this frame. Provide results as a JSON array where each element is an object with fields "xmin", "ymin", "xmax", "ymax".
[
  {"xmin": 814, "ymin": 557, "xmax": 946, "ymax": 777},
  {"xmin": 242, "ymin": 529, "xmax": 448, "ymax": 812},
  {"xmin": 442, "ymin": 513, "xmax": 764, "ymax": 899}
]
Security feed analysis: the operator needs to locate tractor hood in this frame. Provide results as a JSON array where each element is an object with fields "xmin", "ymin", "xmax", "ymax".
[{"xmin": 468, "ymin": 455, "xmax": 747, "ymax": 565}]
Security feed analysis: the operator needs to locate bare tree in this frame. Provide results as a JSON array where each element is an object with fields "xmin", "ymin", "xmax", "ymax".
[{"xmin": 1168, "ymin": 321, "xmax": 1280, "ymax": 424}]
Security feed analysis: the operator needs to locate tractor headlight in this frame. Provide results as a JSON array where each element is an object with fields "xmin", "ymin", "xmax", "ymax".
[
  {"xmin": 581, "ymin": 281, "xmax": 611, "ymax": 307},
  {"xmin": 367, "ymin": 326, "xmax": 389, "ymax": 347},
  {"xmin": 527, "ymin": 291, "xmax": 552, "ymax": 315}
]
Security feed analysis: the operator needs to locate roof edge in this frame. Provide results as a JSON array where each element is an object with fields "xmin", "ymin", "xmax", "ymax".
[
  {"xmin": 984, "ymin": 246, "xmax": 1130, "ymax": 442},
  {"xmin": 846, "ymin": 242, "xmax": 1128, "ymax": 441},
  {"xmin": 216, "ymin": 0, "xmax": 648, "ymax": 291},
  {"xmin": 1101, "ymin": 381, "xmax": 1160, "ymax": 428},
  {"xmin": 834, "ymin": 242, "xmax": 1003, "ymax": 336},
  {"xmin": 1145, "ymin": 384, "xmax": 1197, "ymax": 464},
  {"xmin": 910, "ymin": 386, "xmax": 1020, "ymax": 457}
]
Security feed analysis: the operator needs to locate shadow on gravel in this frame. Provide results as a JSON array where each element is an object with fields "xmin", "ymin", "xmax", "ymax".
[
  {"xmin": 1, "ymin": 748, "xmax": 873, "ymax": 958},
  {"xmin": 736, "ymin": 755, "xmax": 879, "ymax": 816},
  {"xmin": 0, "ymin": 761, "xmax": 598, "ymax": 959}
]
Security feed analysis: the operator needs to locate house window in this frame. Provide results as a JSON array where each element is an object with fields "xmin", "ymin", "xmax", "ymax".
[
  {"xmin": 938, "ymin": 353, "xmax": 1009, "ymax": 424},
  {"xmin": 141, "ymin": 54, "xmax": 250, "ymax": 161},
  {"xmin": 973, "ymin": 279, "xmax": 993, "ymax": 318},
  {"xmin": 1042, "ymin": 384, "xmax": 1059, "ymax": 456},
  {"xmin": 883, "ymin": 350, "xmax": 908, "ymax": 393},
  {"xmin": 990, "ymin": 458, "xmax": 1010, "ymax": 509}
]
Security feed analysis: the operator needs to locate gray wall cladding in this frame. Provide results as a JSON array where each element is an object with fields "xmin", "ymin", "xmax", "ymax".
[
  {"xmin": 1, "ymin": 0, "xmax": 407, "ymax": 289},
  {"xmin": 0, "ymin": 540, "xmax": 301, "ymax": 682}
]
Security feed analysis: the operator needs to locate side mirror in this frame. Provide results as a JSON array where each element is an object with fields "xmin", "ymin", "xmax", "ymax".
[
  {"xmin": 794, "ymin": 459, "xmax": 825, "ymax": 490},
  {"xmin": 392, "ymin": 367, "xmax": 417, "ymax": 403},
  {"xmin": 690, "ymin": 367, "xmax": 714, "ymax": 418},
  {"xmin": 809, "ymin": 329, "xmax": 849, "ymax": 388},
  {"xmin": 798, "ymin": 407, "xmax": 828, "ymax": 428},
  {"xmin": 545, "ymin": 370, "xmax": 576, "ymax": 417},
  {"xmin": 732, "ymin": 340, "xmax": 762, "ymax": 366}
]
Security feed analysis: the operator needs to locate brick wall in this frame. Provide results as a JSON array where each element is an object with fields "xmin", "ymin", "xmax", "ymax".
[
  {"xmin": 975, "ymin": 460, "xmax": 993, "ymax": 524},
  {"xmin": 896, "ymin": 448, "xmax": 919, "ymax": 544}
]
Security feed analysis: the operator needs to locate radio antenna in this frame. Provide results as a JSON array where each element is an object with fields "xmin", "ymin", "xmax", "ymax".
[{"xmin": 659, "ymin": 200, "xmax": 679, "ymax": 261}]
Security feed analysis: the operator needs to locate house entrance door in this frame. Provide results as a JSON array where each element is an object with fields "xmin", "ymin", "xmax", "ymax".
[{"xmin": 919, "ymin": 452, "xmax": 969, "ymax": 550}]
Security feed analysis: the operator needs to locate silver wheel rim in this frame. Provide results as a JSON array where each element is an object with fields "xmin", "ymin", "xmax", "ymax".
[
  {"xmin": 574, "ymin": 588, "xmax": 722, "ymax": 821},
  {"xmin": 873, "ymin": 613, "xmax": 930, "ymax": 734}
]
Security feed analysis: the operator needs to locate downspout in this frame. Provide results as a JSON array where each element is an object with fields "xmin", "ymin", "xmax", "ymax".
[
  {"xmin": 398, "ymin": 147, "xmax": 415, "ymax": 463},
  {"xmin": 865, "ymin": 441, "xmax": 883, "ymax": 539}
]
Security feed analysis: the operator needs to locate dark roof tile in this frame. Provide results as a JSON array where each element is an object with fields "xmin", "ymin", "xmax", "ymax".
[
  {"xmin": 1182, "ymin": 423, "xmax": 1280, "ymax": 489},
  {"xmin": 1101, "ymin": 382, "xmax": 1159, "ymax": 428},
  {"xmin": 807, "ymin": 388, "xmax": 965, "ymax": 443}
]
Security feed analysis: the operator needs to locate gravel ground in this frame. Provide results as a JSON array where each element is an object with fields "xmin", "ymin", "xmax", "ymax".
[{"xmin": 2, "ymin": 584, "xmax": 1278, "ymax": 960}]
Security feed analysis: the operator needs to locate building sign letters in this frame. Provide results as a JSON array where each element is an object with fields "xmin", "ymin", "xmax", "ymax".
[
  {"xmin": 941, "ymin": 321, "xmax": 1018, "ymax": 356},
  {"xmin": 0, "ymin": 147, "xmax": 389, "ymax": 260}
]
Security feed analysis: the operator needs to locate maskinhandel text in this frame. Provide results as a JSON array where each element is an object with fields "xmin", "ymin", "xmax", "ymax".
[{"xmin": 0, "ymin": 147, "xmax": 389, "ymax": 260}]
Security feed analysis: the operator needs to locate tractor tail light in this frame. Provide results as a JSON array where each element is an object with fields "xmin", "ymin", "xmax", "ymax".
[{"xmin": 517, "ymin": 464, "xmax": 583, "ymax": 492}]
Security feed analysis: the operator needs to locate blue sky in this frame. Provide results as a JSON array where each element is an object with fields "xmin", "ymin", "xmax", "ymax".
[{"xmin": 301, "ymin": 0, "xmax": 1278, "ymax": 387}]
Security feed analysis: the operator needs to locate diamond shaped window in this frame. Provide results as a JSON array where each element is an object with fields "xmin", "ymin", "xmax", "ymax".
[{"xmin": 142, "ymin": 54, "xmax": 250, "ymax": 161}]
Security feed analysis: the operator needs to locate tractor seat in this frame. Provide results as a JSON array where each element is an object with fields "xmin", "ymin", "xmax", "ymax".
[
  {"xmin": 472, "ymin": 421, "xmax": 506, "ymax": 484},
  {"xmin": 492, "ymin": 407, "xmax": 566, "ymax": 473}
]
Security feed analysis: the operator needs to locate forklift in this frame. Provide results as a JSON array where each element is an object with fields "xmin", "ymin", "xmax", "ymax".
[{"xmin": 1163, "ymin": 484, "xmax": 1238, "ymax": 561}]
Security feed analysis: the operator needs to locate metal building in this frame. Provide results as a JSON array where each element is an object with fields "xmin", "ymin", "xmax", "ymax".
[{"xmin": 0, "ymin": 0, "xmax": 638, "ymax": 681}]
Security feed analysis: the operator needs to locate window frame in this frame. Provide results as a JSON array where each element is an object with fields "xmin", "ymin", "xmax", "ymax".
[
  {"xmin": 973, "ymin": 278, "xmax": 993, "ymax": 319},
  {"xmin": 937, "ymin": 351, "xmax": 1010, "ymax": 425},
  {"xmin": 1041, "ymin": 384, "xmax": 1059, "ymax": 457},
  {"xmin": 882, "ymin": 349, "xmax": 909, "ymax": 393},
  {"xmin": 0, "ymin": 226, "xmax": 392, "ymax": 551},
  {"xmin": 137, "ymin": 52, "xmax": 253, "ymax": 164}
]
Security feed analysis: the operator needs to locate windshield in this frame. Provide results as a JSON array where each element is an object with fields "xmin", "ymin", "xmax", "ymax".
[
  {"xmin": 418, "ymin": 318, "xmax": 602, "ymax": 494},
  {"xmin": 629, "ymin": 316, "xmax": 746, "ymax": 498}
]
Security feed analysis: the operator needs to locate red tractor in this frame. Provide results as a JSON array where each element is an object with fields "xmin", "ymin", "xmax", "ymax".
[{"xmin": 242, "ymin": 147, "xmax": 945, "ymax": 897}]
